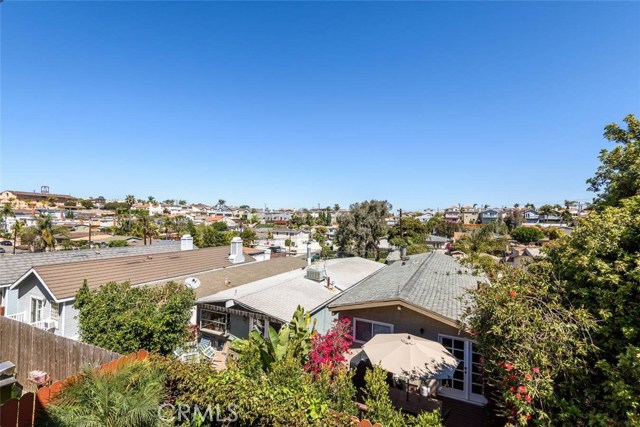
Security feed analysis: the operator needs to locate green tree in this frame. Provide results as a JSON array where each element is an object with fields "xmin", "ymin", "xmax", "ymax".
[
  {"xmin": 544, "ymin": 195, "xmax": 640, "ymax": 425},
  {"xmin": 335, "ymin": 200, "xmax": 391, "ymax": 260},
  {"xmin": 75, "ymin": 281, "xmax": 195, "ymax": 355},
  {"xmin": 178, "ymin": 199, "xmax": 187, "ymax": 206},
  {"xmin": 11, "ymin": 219, "xmax": 24, "ymax": 254},
  {"xmin": 131, "ymin": 210, "xmax": 158, "ymax": 245},
  {"xmin": 463, "ymin": 266, "xmax": 596, "ymax": 426},
  {"xmin": 388, "ymin": 216, "xmax": 428, "ymax": 247},
  {"xmin": 147, "ymin": 196, "xmax": 156, "ymax": 204},
  {"xmin": 587, "ymin": 114, "xmax": 640, "ymax": 207},
  {"xmin": 80, "ymin": 199, "xmax": 94, "ymax": 209},
  {"xmin": 20, "ymin": 214, "xmax": 69, "ymax": 252},
  {"xmin": 2, "ymin": 203, "xmax": 14, "ymax": 233},
  {"xmin": 47, "ymin": 360, "xmax": 165, "ymax": 427},
  {"xmin": 218, "ymin": 199, "xmax": 226, "ymax": 207},
  {"xmin": 125, "ymin": 194, "xmax": 136, "ymax": 208},
  {"xmin": 63, "ymin": 199, "xmax": 78, "ymax": 207},
  {"xmin": 510, "ymin": 226, "xmax": 545, "ymax": 244}
]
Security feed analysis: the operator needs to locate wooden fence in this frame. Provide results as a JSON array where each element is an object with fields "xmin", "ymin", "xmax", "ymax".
[
  {"xmin": 0, "ymin": 349, "xmax": 149, "ymax": 427},
  {"xmin": 0, "ymin": 316, "xmax": 120, "ymax": 393}
]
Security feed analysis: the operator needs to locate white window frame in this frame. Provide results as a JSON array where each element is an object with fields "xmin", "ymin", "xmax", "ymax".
[
  {"xmin": 30, "ymin": 296, "xmax": 45, "ymax": 324},
  {"xmin": 352, "ymin": 317, "xmax": 394, "ymax": 344}
]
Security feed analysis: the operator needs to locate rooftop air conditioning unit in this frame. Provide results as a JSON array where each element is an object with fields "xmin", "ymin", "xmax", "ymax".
[{"xmin": 305, "ymin": 267, "xmax": 326, "ymax": 282}]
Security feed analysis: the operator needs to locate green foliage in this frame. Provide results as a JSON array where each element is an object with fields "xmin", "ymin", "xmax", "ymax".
[
  {"xmin": 454, "ymin": 225, "xmax": 509, "ymax": 256},
  {"xmin": 233, "ymin": 306, "xmax": 314, "ymax": 372},
  {"xmin": 406, "ymin": 244, "xmax": 429, "ymax": 255},
  {"xmin": 19, "ymin": 214, "xmax": 69, "ymax": 252},
  {"xmin": 193, "ymin": 222, "xmax": 231, "ymax": 248},
  {"xmin": 46, "ymin": 360, "xmax": 166, "ymax": 427},
  {"xmin": 544, "ymin": 195, "xmax": 640, "ymax": 424},
  {"xmin": 80, "ymin": 199, "xmax": 94, "ymax": 209},
  {"xmin": 587, "ymin": 114, "xmax": 640, "ymax": 207},
  {"xmin": 233, "ymin": 227, "xmax": 257, "ymax": 246},
  {"xmin": 463, "ymin": 266, "xmax": 597, "ymax": 426},
  {"xmin": 426, "ymin": 213, "xmax": 461, "ymax": 238},
  {"xmin": 388, "ymin": 216, "xmax": 428, "ymax": 246},
  {"xmin": 335, "ymin": 200, "xmax": 391, "ymax": 260},
  {"xmin": 510, "ymin": 227, "xmax": 545, "ymax": 244},
  {"xmin": 364, "ymin": 366, "xmax": 442, "ymax": 427},
  {"xmin": 75, "ymin": 281, "xmax": 196, "ymax": 355},
  {"xmin": 103, "ymin": 201, "xmax": 130, "ymax": 211},
  {"xmin": 108, "ymin": 239, "xmax": 128, "ymax": 247}
]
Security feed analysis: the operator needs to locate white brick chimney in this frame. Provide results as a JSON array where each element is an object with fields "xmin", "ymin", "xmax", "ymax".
[
  {"xmin": 229, "ymin": 237, "xmax": 245, "ymax": 264},
  {"xmin": 181, "ymin": 234, "xmax": 194, "ymax": 251}
]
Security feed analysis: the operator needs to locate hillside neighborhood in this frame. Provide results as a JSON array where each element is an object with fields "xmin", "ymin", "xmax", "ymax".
[{"xmin": 1, "ymin": 0, "xmax": 638, "ymax": 426}]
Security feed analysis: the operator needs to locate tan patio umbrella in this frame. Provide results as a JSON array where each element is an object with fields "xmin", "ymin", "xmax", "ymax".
[{"xmin": 361, "ymin": 333, "xmax": 458, "ymax": 381}]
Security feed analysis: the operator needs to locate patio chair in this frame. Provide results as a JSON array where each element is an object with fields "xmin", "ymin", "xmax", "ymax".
[{"xmin": 173, "ymin": 348, "xmax": 185, "ymax": 359}]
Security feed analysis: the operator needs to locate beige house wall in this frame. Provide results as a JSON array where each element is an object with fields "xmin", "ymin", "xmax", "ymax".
[{"xmin": 335, "ymin": 304, "xmax": 469, "ymax": 346}]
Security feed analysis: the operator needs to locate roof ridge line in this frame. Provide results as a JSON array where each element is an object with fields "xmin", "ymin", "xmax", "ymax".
[{"xmin": 397, "ymin": 252, "xmax": 435, "ymax": 299}]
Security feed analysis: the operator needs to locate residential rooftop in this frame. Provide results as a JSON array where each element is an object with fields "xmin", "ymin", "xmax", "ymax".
[
  {"xmin": 13, "ymin": 246, "xmax": 252, "ymax": 301},
  {"xmin": 0, "ymin": 241, "xmax": 181, "ymax": 287},
  {"xmin": 329, "ymin": 251, "xmax": 488, "ymax": 323},
  {"xmin": 198, "ymin": 257, "xmax": 385, "ymax": 322}
]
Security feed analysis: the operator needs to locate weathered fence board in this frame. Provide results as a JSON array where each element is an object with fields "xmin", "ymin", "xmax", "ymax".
[{"xmin": 0, "ymin": 316, "xmax": 120, "ymax": 393}]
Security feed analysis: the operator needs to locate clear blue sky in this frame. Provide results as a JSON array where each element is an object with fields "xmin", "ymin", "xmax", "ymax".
[{"xmin": 1, "ymin": 1, "xmax": 639, "ymax": 211}]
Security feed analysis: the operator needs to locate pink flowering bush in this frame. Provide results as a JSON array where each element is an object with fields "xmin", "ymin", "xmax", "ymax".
[{"xmin": 305, "ymin": 317, "xmax": 353, "ymax": 376}]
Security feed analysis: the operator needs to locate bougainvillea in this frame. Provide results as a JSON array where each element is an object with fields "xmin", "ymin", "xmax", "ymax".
[{"xmin": 305, "ymin": 317, "xmax": 353, "ymax": 376}]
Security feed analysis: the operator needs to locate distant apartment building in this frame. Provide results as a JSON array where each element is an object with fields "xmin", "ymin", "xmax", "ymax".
[{"xmin": 1, "ymin": 187, "xmax": 76, "ymax": 209}]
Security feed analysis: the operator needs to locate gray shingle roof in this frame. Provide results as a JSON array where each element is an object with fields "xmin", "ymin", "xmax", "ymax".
[
  {"xmin": 0, "ymin": 242, "xmax": 181, "ymax": 287},
  {"xmin": 329, "ymin": 252, "xmax": 487, "ymax": 322}
]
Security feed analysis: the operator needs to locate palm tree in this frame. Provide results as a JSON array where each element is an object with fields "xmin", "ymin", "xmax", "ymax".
[
  {"xmin": 178, "ymin": 199, "xmax": 187, "ymax": 206},
  {"xmin": 47, "ymin": 360, "xmax": 165, "ymax": 427},
  {"xmin": 133, "ymin": 211, "xmax": 158, "ymax": 245},
  {"xmin": 147, "ymin": 196, "xmax": 156, "ymax": 205},
  {"xmin": 2, "ymin": 203, "xmax": 15, "ymax": 233},
  {"xmin": 218, "ymin": 199, "xmax": 226, "ymax": 208},
  {"xmin": 22, "ymin": 215, "xmax": 69, "ymax": 252},
  {"xmin": 11, "ymin": 220, "xmax": 24, "ymax": 254},
  {"xmin": 125, "ymin": 195, "xmax": 136, "ymax": 208}
]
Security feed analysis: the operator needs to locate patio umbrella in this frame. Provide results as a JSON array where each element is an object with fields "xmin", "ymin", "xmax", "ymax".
[{"xmin": 362, "ymin": 333, "xmax": 458, "ymax": 381}]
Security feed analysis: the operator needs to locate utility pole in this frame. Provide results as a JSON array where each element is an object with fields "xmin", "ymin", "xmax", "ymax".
[{"xmin": 88, "ymin": 216, "xmax": 92, "ymax": 248}]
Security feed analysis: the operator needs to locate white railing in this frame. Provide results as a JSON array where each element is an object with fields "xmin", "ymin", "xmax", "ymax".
[{"xmin": 5, "ymin": 312, "xmax": 25, "ymax": 323}]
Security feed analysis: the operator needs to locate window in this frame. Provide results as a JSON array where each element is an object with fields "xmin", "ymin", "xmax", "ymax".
[
  {"xmin": 50, "ymin": 301, "xmax": 60, "ymax": 321},
  {"xmin": 353, "ymin": 318, "xmax": 393, "ymax": 343},
  {"xmin": 30, "ymin": 297, "xmax": 44, "ymax": 324}
]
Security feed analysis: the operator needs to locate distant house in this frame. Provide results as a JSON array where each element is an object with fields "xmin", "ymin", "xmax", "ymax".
[
  {"xmin": 522, "ymin": 209, "xmax": 539, "ymax": 224},
  {"xmin": 480, "ymin": 209, "xmax": 499, "ymax": 224},
  {"xmin": 444, "ymin": 208, "xmax": 460, "ymax": 223},
  {"xmin": 426, "ymin": 234, "xmax": 449, "ymax": 248},
  {"xmin": 0, "ymin": 188, "xmax": 76, "ymax": 209},
  {"xmin": 502, "ymin": 245, "xmax": 543, "ymax": 266},
  {"xmin": 329, "ymin": 251, "xmax": 488, "ymax": 406},
  {"xmin": 416, "ymin": 212, "xmax": 434, "ymax": 223},
  {"xmin": 461, "ymin": 209, "xmax": 480, "ymax": 225},
  {"xmin": 196, "ymin": 257, "xmax": 385, "ymax": 349}
]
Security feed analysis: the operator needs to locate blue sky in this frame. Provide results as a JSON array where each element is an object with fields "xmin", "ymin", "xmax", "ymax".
[{"xmin": 1, "ymin": 1, "xmax": 638, "ymax": 211}]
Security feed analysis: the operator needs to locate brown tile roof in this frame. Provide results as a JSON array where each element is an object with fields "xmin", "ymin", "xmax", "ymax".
[
  {"xmin": 30, "ymin": 247, "xmax": 251, "ymax": 301},
  {"xmin": 191, "ymin": 256, "xmax": 308, "ymax": 299}
]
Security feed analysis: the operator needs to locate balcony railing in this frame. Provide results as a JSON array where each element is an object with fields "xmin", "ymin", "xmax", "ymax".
[
  {"xmin": 5, "ymin": 312, "xmax": 25, "ymax": 323},
  {"xmin": 4, "ymin": 312, "xmax": 57, "ymax": 330}
]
